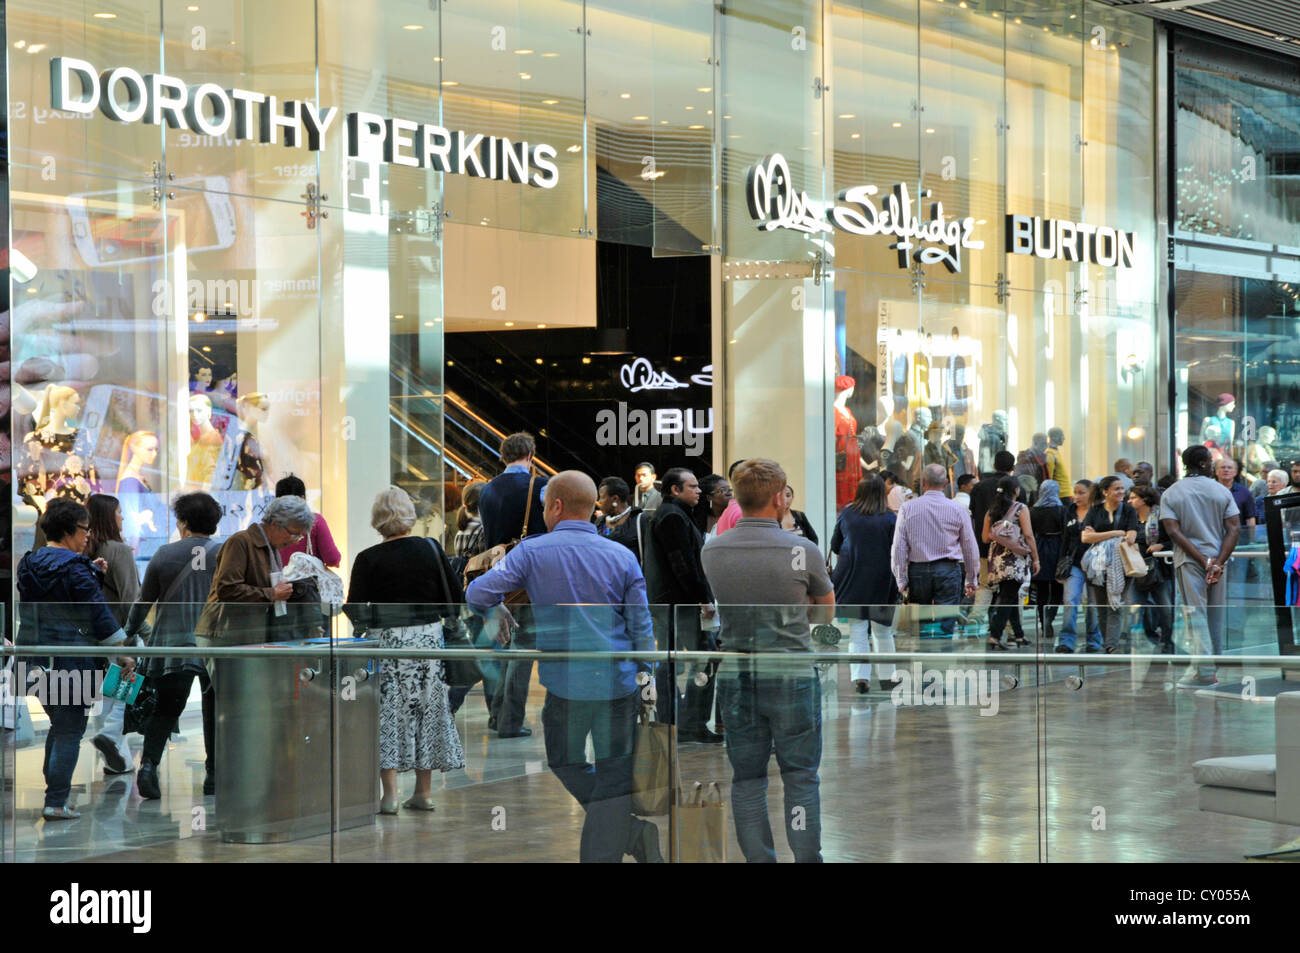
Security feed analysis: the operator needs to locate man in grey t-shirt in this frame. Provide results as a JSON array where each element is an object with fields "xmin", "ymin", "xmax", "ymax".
[
  {"xmin": 701, "ymin": 458, "xmax": 834, "ymax": 863},
  {"xmin": 1160, "ymin": 446, "xmax": 1241, "ymax": 687}
]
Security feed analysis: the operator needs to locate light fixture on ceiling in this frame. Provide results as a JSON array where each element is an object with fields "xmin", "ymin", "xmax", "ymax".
[
  {"xmin": 892, "ymin": 121, "xmax": 902, "ymax": 127},
  {"xmin": 620, "ymin": 92, "xmax": 631, "ymax": 99},
  {"xmin": 442, "ymin": 80, "xmax": 459, "ymax": 86},
  {"xmin": 542, "ymin": 99, "xmax": 559, "ymax": 105},
  {"xmin": 688, "ymin": 124, "xmax": 704, "ymax": 130},
  {"xmin": 519, "ymin": 72, "xmax": 531, "ymax": 80},
  {"xmin": 402, "ymin": 24, "xmax": 423, "ymax": 30},
  {"xmin": 515, "ymin": 49, "xmax": 533, "ymax": 54},
  {"xmin": 504, "ymin": 321, "xmax": 515, "ymax": 326},
  {"xmin": 566, "ymin": 144, "xmax": 582, "ymax": 152},
  {"xmin": 633, "ymin": 115, "xmax": 649, "ymax": 121},
  {"xmin": 697, "ymin": 86, "xmax": 711, "ymax": 93},
  {"xmin": 26, "ymin": 43, "xmax": 46, "ymax": 53},
  {"xmin": 838, "ymin": 113, "xmax": 854, "ymax": 119},
  {"xmin": 93, "ymin": 12, "xmax": 117, "ymax": 18},
  {"xmin": 851, "ymin": 133, "xmax": 860, "ymax": 139}
]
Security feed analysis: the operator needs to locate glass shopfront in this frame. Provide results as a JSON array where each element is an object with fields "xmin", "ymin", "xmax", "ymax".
[{"xmin": 4, "ymin": 0, "xmax": 1161, "ymax": 589}]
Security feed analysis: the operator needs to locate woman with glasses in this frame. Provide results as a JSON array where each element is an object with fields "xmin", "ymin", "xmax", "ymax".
[{"xmin": 16, "ymin": 499, "xmax": 132, "ymax": 820}]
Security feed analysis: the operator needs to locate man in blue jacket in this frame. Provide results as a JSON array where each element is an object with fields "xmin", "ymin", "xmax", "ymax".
[
  {"xmin": 17, "ymin": 498, "xmax": 131, "ymax": 820},
  {"xmin": 477, "ymin": 432, "xmax": 549, "ymax": 737},
  {"xmin": 467, "ymin": 470, "xmax": 661, "ymax": 863}
]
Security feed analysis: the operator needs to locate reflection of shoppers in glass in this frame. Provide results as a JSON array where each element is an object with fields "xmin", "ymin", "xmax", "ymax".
[
  {"xmin": 186, "ymin": 394, "xmax": 223, "ymax": 488},
  {"xmin": 1045, "ymin": 428, "xmax": 1071, "ymax": 499},
  {"xmin": 702, "ymin": 458, "xmax": 834, "ymax": 863},
  {"xmin": 17, "ymin": 499, "xmax": 131, "ymax": 820},
  {"xmin": 1055, "ymin": 480, "xmax": 1102, "ymax": 653},
  {"xmin": 273, "ymin": 474, "xmax": 341, "ymax": 568},
  {"xmin": 19, "ymin": 385, "xmax": 101, "ymax": 512},
  {"xmin": 115, "ymin": 431, "xmax": 158, "ymax": 494},
  {"xmin": 830, "ymin": 476, "xmax": 899, "ymax": 693},
  {"xmin": 833, "ymin": 376, "xmax": 862, "ymax": 510},
  {"xmin": 347, "ymin": 488, "xmax": 465, "ymax": 815},
  {"xmin": 1161, "ymin": 446, "xmax": 1241, "ymax": 688},
  {"xmin": 1129, "ymin": 485, "xmax": 1173, "ymax": 654},
  {"xmin": 127, "ymin": 493, "xmax": 223, "ymax": 800},
  {"xmin": 1029, "ymin": 480, "xmax": 1065, "ymax": 646},
  {"xmin": 1080, "ymin": 476, "xmax": 1138, "ymax": 654},
  {"xmin": 981, "ymin": 477, "xmax": 1039, "ymax": 651},
  {"xmin": 84, "ymin": 493, "xmax": 141, "ymax": 776}
]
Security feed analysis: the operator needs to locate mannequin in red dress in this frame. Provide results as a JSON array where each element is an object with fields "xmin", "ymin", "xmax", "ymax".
[{"xmin": 834, "ymin": 375, "xmax": 861, "ymax": 510}]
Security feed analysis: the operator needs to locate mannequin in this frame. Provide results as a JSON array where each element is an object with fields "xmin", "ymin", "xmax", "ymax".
[
  {"xmin": 190, "ymin": 362, "xmax": 214, "ymax": 395},
  {"xmin": 234, "ymin": 393, "xmax": 270, "ymax": 489},
  {"xmin": 116, "ymin": 430, "xmax": 160, "ymax": 541},
  {"xmin": 908, "ymin": 407, "xmax": 932, "ymax": 453},
  {"xmin": 834, "ymin": 375, "xmax": 862, "ymax": 510},
  {"xmin": 1201, "ymin": 394, "xmax": 1236, "ymax": 445},
  {"xmin": 977, "ymin": 410, "xmax": 1008, "ymax": 475},
  {"xmin": 891, "ymin": 329, "xmax": 909, "ymax": 417},
  {"xmin": 1246, "ymin": 425, "xmax": 1277, "ymax": 483},
  {"xmin": 1202, "ymin": 424, "xmax": 1226, "ymax": 464},
  {"xmin": 945, "ymin": 424, "xmax": 977, "ymax": 482},
  {"xmin": 946, "ymin": 326, "xmax": 970, "ymax": 420},
  {"xmin": 116, "ymin": 431, "xmax": 159, "ymax": 494},
  {"xmin": 187, "ymin": 395, "xmax": 224, "ymax": 487},
  {"xmin": 923, "ymin": 421, "xmax": 957, "ymax": 487},
  {"xmin": 912, "ymin": 336, "xmax": 931, "ymax": 409},
  {"xmin": 18, "ymin": 384, "xmax": 100, "ymax": 512}
]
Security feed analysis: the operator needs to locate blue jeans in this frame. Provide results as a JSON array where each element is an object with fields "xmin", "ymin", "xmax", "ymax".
[
  {"xmin": 906, "ymin": 560, "xmax": 964, "ymax": 636},
  {"xmin": 42, "ymin": 703, "xmax": 89, "ymax": 809},
  {"xmin": 540, "ymin": 689, "xmax": 639, "ymax": 863},
  {"xmin": 1057, "ymin": 565, "xmax": 1101, "ymax": 651},
  {"xmin": 716, "ymin": 668, "xmax": 822, "ymax": 863}
]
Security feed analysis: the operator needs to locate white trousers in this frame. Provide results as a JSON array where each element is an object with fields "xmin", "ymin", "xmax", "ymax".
[{"xmin": 849, "ymin": 619, "xmax": 896, "ymax": 683}]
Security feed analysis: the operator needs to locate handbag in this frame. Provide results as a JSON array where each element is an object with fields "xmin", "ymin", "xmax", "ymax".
[
  {"xmin": 462, "ymin": 471, "xmax": 537, "ymax": 606},
  {"xmin": 989, "ymin": 502, "xmax": 1031, "ymax": 556},
  {"xmin": 1119, "ymin": 540, "xmax": 1149, "ymax": 578},
  {"xmin": 866, "ymin": 603, "xmax": 898, "ymax": 627},
  {"xmin": 632, "ymin": 705, "xmax": 673, "ymax": 816},
  {"xmin": 429, "ymin": 539, "xmax": 483, "ymax": 688},
  {"xmin": 122, "ymin": 681, "xmax": 159, "ymax": 736},
  {"xmin": 676, "ymin": 781, "xmax": 727, "ymax": 863}
]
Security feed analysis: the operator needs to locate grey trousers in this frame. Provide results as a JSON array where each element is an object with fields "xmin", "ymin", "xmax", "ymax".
[
  {"xmin": 491, "ymin": 616, "xmax": 535, "ymax": 735},
  {"xmin": 1175, "ymin": 561, "xmax": 1226, "ymax": 679}
]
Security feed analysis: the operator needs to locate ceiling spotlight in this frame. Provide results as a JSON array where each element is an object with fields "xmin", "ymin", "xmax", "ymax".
[
  {"xmin": 402, "ymin": 24, "xmax": 423, "ymax": 30},
  {"xmin": 620, "ymin": 92, "xmax": 631, "ymax": 99},
  {"xmin": 542, "ymin": 99, "xmax": 559, "ymax": 105},
  {"xmin": 515, "ymin": 49, "xmax": 534, "ymax": 54},
  {"xmin": 566, "ymin": 144, "xmax": 582, "ymax": 152},
  {"xmin": 92, "ymin": 12, "xmax": 117, "ymax": 18}
]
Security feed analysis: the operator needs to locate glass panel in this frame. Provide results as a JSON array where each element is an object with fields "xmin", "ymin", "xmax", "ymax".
[
  {"xmin": 1175, "ymin": 33, "xmax": 1300, "ymax": 247},
  {"xmin": 7, "ymin": 0, "xmax": 162, "ymax": 188},
  {"xmin": 1003, "ymin": 0, "xmax": 1084, "ymax": 293},
  {"xmin": 160, "ymin": 0, "xmax": 323, "ymax": 204},
  {"xmin": 589, "ymin": 0, "xmax": 716, "ymax": 252},
  {"xmin": 439, "ymin": 0, "xmax": 585, "ymax": 238}
]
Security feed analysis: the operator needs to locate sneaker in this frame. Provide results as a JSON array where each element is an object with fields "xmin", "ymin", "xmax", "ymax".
[
  {"xmin": 1177, "ymin": 674, "xmax": 1219, "ymax": 689},
  {"xmin": 92, "ymin": 734, "xmax": 129, "ymax": 774},
  {"xmin": 1054, "ymin": 645, "xmax": 1073, "ymax": 654},
  {"xmin": 42, "ymin": 805, "xmax": 81, "ymax": 821}
]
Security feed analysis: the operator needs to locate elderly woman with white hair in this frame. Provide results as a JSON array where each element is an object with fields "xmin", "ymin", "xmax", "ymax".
[
  {"xmin": 1267, "ymin": 469, "xmax": 1292, "ymax": 497},
  {"xmin": 347, "ymin": 487, "xmax": 465, "ymax": 815}
]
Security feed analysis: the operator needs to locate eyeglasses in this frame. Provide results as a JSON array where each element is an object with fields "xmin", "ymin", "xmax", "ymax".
[{"xmin": 76, "ymin": 524, "xmax": 90, "ymax": 533}]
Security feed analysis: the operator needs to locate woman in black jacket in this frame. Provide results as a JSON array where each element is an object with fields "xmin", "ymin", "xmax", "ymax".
[
  {"xmin": 346, "ymin": 487, "xmax": 466, "ymax": 815},
  {"xmin": 1029, "ymin": 479, "xmax": 1066, "ymax": 645},
  {"xmin": 779, "ymin": 485, "xmax": 819, "ymax": 545},
  {"xmin": 1129, "ymin": 484, "xmax": 1174, "ymax": 653},
  {"xmin": 830, "ymin": 477, "xmax": 899, "ymax": 692}
]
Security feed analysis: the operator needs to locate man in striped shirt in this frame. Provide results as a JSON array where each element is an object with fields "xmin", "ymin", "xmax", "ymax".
[{"xmin": 891, "ymin": 464, "xmax": 980, "ymax": 637}]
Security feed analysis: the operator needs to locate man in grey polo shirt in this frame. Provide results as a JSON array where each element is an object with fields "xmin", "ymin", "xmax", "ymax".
[
  {"xmin": 701, "ymin": 458, "xmax": 835, "ymax": 863},
  {"xmin": 1161, "ymin": 445, "xmax": 1240, "ymax": 688}
]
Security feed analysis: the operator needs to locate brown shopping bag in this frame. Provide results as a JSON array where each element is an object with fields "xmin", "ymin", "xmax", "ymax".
[
  {"xmin": 632, "ymin": 706, "xmax": 673, "ymax": 816},
  {"xmin": 1119, "ymin": 540, "xmax": 1149, "ymax": 579},
  {"xmin": 676, "ymin": 781, "xmax": 727, "ymax": 863}
]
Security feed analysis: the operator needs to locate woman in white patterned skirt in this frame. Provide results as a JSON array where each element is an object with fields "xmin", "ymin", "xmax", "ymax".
[{"xmin": 346, "ymin": 487, "xmax": 465, "ymax": 815}]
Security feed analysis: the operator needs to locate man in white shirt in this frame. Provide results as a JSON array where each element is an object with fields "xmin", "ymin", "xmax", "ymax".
[{"xmin": 954, "ymin": 474, "xmax": 975, "ymax": 510}]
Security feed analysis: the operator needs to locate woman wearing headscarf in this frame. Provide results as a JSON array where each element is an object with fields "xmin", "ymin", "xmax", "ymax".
[{"xmin": 1029, "ymin": 479, "xmax": 1065, "ymax": 645}]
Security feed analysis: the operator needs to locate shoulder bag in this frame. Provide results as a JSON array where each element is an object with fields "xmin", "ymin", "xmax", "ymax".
[
  {"xmin": 427, "ymin": 537, "xmax": 483, "ymax": 689},
  {"xmin": 462, "ymin": 471, "xmax": 536, "ymax": 606}
]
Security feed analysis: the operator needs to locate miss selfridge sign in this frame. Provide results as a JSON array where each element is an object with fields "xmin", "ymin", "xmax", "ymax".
[
  {"xmin": 745, "ymin": 152, "xmax": 1134, "ymax": 271},
  {"xmin": 50, "ymin": 57, "xmax": 559, "ymax": 188}
]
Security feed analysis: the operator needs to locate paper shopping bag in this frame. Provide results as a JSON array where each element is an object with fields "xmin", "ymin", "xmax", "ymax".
[
  {"xmin": 676, "ymin": 781, "xmax": 727, "ymax": 863},
  {"xmin": 632, "ymin": 706, "xmax": 673, "ymax": 816},
  {"xmin": 1119, "ymin": 541, "xmax": 1149, "ymax": 579}
]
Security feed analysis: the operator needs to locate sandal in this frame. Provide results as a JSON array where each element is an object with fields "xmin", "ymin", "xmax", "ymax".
[
  {"xmin": 402, "ymin": 795, "xmax": 437, "ymax": 812},
  {"xmin": 1012, "ymin": 636, "xmax": 1032, "ymax": 648},
  {"xmin": 986, "ymin": 639, "xmax": 1008, "ymax": 652}
]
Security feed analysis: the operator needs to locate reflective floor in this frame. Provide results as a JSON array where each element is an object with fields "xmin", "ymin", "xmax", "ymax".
[{"xmin": 5, "ymin": 641, "xmax": 1297, "ymax": 862}]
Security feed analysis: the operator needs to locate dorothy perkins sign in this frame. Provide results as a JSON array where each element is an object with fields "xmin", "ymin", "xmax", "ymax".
[
  {"xmin": 50, "ymin": 57, "xmax": 559, "ymax": 188},
  {"xmin": 744, "ymin": 152, "xmax": 1134, "ymax": 271}
]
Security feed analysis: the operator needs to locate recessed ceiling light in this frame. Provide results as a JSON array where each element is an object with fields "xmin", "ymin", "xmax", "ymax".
[
  {"xmin": 723, "ymin": 114, "xmax": 731, "ymax": 119},
  {"xmin": 566, "ymin": 144, "xmax": 582, "ymax": 152},
  {"xmin": 535, "ymin": 358, "xmax": 543, "ymax": 365},
  {"xmin": 688, "ymin": 124, "xmax": 704, "ymax": 130},
  {"xmin": 402, "ymin": 24, "xmax": 423, "ymax": 30},
  {"xmin": 660, "ymin": 120, "xmax": 669, "ymax": 125},
  {"xmin": 514, "ymin": 49, "xmax": 533, "ymax": 54},
  {"xmin": 838, "ymin": 113, "xmax": 854, "ymax": 119},
  {"xmin": 851, "ymin": 133, "xmax": 860, "ymax": 139},
  {"xmin": 215, "ymin": 329, "xmax": 225, "ymax": 335},
  {"xmin": 505, "ymin": 321, "xmax": 515, "ymax": 327},
  {"xmin": 202, "ymin": 346, "xmax": 211, "ymax": 352},
  {"xmin": 542, "ymin": 99, "xmax": 559, "ymax": 105},
  {"xmin": 697, "ymin": 86, "xmax": 711, "ymax": 92},
  {"xmin": 434, "ymin": 56, "xmax": 442, "ymax": 62},
  {"xmin": 633, "ymin": 115, "xmax": 649, "ymax": 121},
  {"xmin": 424, "ymin": 321, "xmax": 434, "ymax": 327},
  {"xmin": 519, "ymin": 73, "xmax": 531, "ymax": 80},
  {"xmin": 14, "ymin": 40, "xmax": 26, "ymax": 49},
  {"xmin": 892, "ymin": 122, "xmax": 902, "ymax": 127},
  {"xmin": 495, "ymin": 358, "xmax": 503, "ymax": 364},
  {"xmin": 394, "ymin": 314, "xmax": 405, "ymax": 320},
  {"xmin": 187, "ymin": 3, "xmax": 198, "ymax": 9},
  {"xmin": 26, "ymin": 43, "xmax": 46, "ymax": 53},
  {"xmin": 582, "ymin": 357, "xmax": 591, "ymax": 364},
  {"xmin": 728, "ymin": 134, "xmax": 741, "ymax": 139},
  {"xmin": 193, "ymin": 312, "xmax": 206, "ymax": 322},
  {"xmin": 537, "ymin": 323, "xmax": 547, "ymax": 328},
  {"xmin": 541, "ymin": 52, "xmax": 559, "ymax": 57},
  {"xmin": 685, "ymin": 105, "xmax": 694, "ymax": 110},
  {"xmin": 706, "ymin": 109, "xmax": 713, "ymax": 115},
  {"xmin": 926, "ymin": 128, "xmax": 935, "ymax": 134},
  {"xmin": 620, "ymin": 92, "xmax": 631, "ymax": 99},
  {"xmin": 93, "ymin": 12, "xmax": 117, "ymax": 18},
  {"xmin": 442, "ymin": 80, "xmax": 459, "ymax": 86}
]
